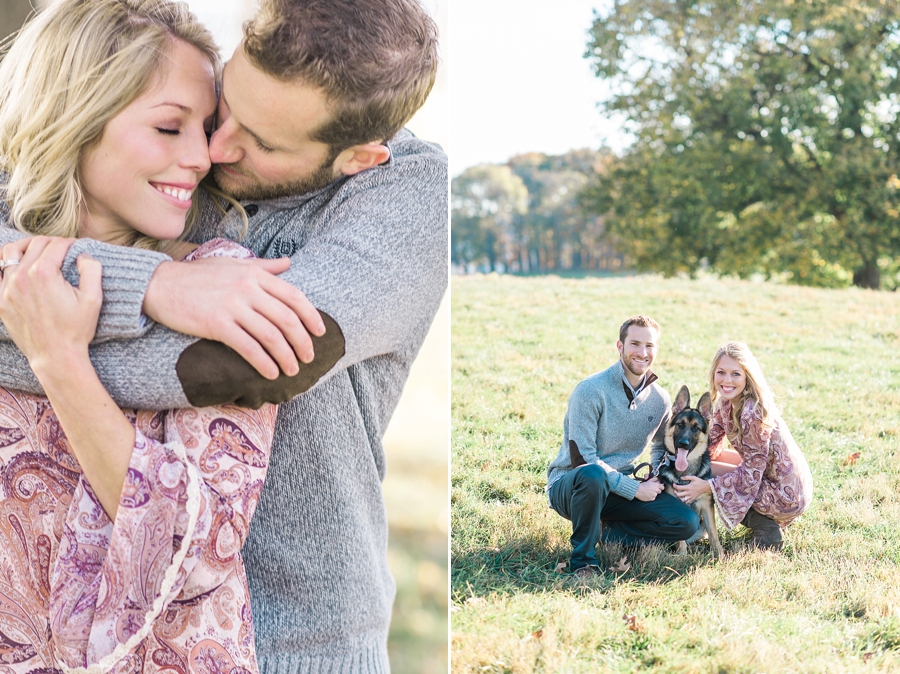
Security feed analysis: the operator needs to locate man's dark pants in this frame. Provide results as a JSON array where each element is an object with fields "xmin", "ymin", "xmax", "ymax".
[{"xmin": 548, "ymin": 463, "xmax": 700, "ymax": 570}]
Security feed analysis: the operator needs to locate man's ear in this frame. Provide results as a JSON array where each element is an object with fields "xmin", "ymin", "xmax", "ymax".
[{"xmin": 334, "ymin": 142, "xmax": 391, "ymax": 177}]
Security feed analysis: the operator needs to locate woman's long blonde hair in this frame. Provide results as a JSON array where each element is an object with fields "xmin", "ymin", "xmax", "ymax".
[
  {"xmin": 707, "ymin": 341, "xmax": 778, "ymax": 435},
  {"xmin": 0, "ymin": 0, "xmax": 239, "ymax": 251}
]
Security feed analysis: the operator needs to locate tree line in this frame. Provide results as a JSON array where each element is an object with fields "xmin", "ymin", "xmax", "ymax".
[
  {"xmin": 453, "ymin": 0, "xmax": 900, "ymax": 290},
  {"xmin": 451, "ymin": 149, "xmax": 626, "ymax": 274}
]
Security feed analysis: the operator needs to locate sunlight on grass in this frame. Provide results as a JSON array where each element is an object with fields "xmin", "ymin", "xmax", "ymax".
[{"xmin": 452, "ymin": 274, "xmax": 900, "ymax": 673}]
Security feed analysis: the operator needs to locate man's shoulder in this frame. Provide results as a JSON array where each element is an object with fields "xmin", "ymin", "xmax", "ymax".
[
  {"xmin": 344, "ymin": 128, "xmax": 447, "ymax": 194},
  {"xmin": 388, "ymin": 128, "xmax": 447, "ymax": 165},
  {"xmin": 647, "ymin": 379, "xmax": 671, "ymax": 405},
  {"xmin": 571, "ymin": 362, "xmax": 622, "ymax": 397}
]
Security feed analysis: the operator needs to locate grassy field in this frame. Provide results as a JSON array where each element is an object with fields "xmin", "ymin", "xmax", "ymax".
[{"xmin": 451, "ymin": 273, "xmax": 900, "ymax": 673}]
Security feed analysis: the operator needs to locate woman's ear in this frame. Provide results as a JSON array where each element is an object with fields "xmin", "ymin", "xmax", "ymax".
[{"xmin": 335, "ymin": 143, "xmax": 391, "ymax": 176}]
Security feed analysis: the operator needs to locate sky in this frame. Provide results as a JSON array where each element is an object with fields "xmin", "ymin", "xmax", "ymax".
[{"xmin": 451, "ymin": 0, "xmax": 631, "ymax": 176}]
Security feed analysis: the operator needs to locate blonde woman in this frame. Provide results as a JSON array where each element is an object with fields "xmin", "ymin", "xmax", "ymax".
[
  {"xmin": 0, "ymin": 0, "xmax": 277, "ymax": 670},
  {"xmin": 673, "ymin": 342, "xmax": 813, "ymax": 550}
]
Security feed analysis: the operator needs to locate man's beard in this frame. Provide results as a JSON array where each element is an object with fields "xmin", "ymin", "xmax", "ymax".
[
  {"xmin": 620, "ymin": 352, "xmax": 651, "ymax": 379},
  {"xmin": 211, "ymin": 158, "xmax": 337, "ymax": 201}
]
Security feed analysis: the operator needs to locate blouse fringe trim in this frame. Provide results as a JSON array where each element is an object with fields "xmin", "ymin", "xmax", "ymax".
[
  {"xmin": 710, "ymin": 484, "xmax": 742, "ymax": 531},
  {"xmin": 58, "ymin": 436, "xmax": 204, "ymax": 674}
]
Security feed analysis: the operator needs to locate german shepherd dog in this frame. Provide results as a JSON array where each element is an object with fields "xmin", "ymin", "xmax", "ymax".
[{"xmin": 654, "ymin": 385, "xmax": 724, "ymax": 558}]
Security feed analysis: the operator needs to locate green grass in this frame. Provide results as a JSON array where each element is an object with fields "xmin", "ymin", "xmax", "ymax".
[{"xmin": 451, "ymin": 273, "xmax": 900, "ymax": 673}]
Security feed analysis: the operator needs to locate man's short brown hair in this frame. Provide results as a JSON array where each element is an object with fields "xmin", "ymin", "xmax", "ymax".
[
  {"xmin": 243, "ymin": 0, "xmax": 439, "ymax": 153},
  {"xmin": 619, "ymin": 315, "xmax": 661, "ymax": 344}
]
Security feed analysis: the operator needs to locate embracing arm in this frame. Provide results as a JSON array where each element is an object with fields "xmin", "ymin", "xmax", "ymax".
[
  {"xmin": 0, "ymin": 210, "xmax": 337, "ymax": 405},
  {"xmin": 0, "ymin": 237, "xmax": 139, "ymax": 519},
  {"xmin": 0, "ymin": 138, "xmax": 442, "ymax": 410},
  {"xmin": 0, "ymin": 244, "xmax": 344, "ymax": 411}
]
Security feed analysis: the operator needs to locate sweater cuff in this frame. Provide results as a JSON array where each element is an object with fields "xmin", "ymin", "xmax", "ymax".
[
  {"xmin": 62, "ymin": 238, "xmax": 170, "ymax": 342},
  {"xmin": 610, "ymin": 473, "xmax": 641, "ymax": 500}
]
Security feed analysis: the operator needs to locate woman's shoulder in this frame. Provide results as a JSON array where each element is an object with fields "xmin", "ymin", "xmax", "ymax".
[
  {"xmin": 181, "ymin": 238, "xmax": 256, "ymax": 261},
  {"xmin": 740, "ymin": 398, "xmax": 764, "ymax": 422}
]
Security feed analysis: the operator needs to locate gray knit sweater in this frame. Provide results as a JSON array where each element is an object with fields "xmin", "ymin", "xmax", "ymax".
[
  {"xmin": 547, "ymin": 360, "xmax": 671, "ymax": 500},
  {"xmin": 0, "ymin": 129, "xmax": 448, "ymax": 673}
]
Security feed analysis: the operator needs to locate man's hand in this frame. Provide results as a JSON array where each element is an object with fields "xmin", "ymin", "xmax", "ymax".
[
  {"xmin": 634, "ymin": 477, "xmax": 664, "ymax": 502},
  {"xmin": 143, "ymin": 257, "xmax": 326, "ymax": 380}
]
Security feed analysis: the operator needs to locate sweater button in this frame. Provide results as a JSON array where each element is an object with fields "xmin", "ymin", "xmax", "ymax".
[{"xmin": 245, "ymin": 204, "xmax": 259, "ymax": 216}]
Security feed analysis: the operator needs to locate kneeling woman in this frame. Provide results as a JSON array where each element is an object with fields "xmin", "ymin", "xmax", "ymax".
[{"xmin": 674, "ymin": 342, "xmax": 813, "ymax": 550}]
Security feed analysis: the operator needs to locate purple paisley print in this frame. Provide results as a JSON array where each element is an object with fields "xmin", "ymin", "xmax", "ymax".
[
  {"xmin": 0, "ymin": 426, "xmax": 25, "ymax": 448},
  {"xmin": 708, "ymin": 399, "xmax": 814, "ymax": 529},
  {"xmin": 0, "ymin": 240, "xmax": 277, "ymax": 673}
]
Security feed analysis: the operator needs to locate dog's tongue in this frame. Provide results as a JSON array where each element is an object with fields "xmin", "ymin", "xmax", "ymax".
[{"xmin": 675, "ymin": 448, "xmax": 689, "ymax": 472}]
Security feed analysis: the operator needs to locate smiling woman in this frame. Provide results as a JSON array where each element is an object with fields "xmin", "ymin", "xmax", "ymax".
[
  {"xmin": 79, "ymin": 39, "xmax": 216, "ymax": 246},
  {"xmin": 0, "ymin": 0, "xmax": 278, "ymax": 670},
  {"xmin": 673, "ymin": 342, "xmax": 814, "ymax": 551}
]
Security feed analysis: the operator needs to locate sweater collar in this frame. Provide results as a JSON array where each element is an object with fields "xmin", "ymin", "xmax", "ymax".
[{"xmin": 617, "ymin": 360, "xmax": 658, "ymax": 408}]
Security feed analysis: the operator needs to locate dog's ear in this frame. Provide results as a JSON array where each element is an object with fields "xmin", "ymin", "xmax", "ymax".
[
  {"xmin": 569, "ymin": 440, "xmax": 587, "ymax": 467},
  {"xmin": 672, "ymin": 385, "xmax": 690, "ymax": 415},
  {"xmin": 697, "ymin": 391, "xmax": 713, "ymax": 421}
]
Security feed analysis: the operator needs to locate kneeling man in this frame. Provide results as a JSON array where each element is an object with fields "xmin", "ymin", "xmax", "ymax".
[{"xmin": 547, "ymin": 315, "xmax": 699, "ymax": 577}]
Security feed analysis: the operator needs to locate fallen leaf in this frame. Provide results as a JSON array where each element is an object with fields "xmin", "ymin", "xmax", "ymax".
[
  {"xmin": 844, "ymin": 452, "xmax": 861, "ymax": 466},
  {"xmin": 609, "ymin": 556, "xmax": 631, "ymax": 573},
  {"xmin": 622, "ymin": 614, "xmax": 643, "ymax": 632},
  {"xmin": 531, "ymin": 629, "xmax": 544, "ymax": 639},
  {"xmin": 554, "ymin": 561, "xmax": 568, "ymax": 574}
]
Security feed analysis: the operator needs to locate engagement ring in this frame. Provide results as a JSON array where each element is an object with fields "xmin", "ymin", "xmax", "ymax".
[{"xmin": 0, "ymin": 259, "xmax": 20, "ymax": 271}]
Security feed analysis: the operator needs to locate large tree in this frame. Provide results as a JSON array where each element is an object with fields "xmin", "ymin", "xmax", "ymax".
[{"xmin": 582, "ymin": 0, "xmax": 900, "ymax": 288}]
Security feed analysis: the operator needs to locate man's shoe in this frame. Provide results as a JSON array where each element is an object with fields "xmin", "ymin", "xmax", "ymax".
[{"xmin": 573, "ymin": 565, "xmax": 602, "ymax": 579}]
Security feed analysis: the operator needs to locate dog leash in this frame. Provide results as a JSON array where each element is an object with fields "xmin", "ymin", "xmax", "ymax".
[{"xmin": 632, "ymin": 454, "xmax": 672, "ymax": 482}]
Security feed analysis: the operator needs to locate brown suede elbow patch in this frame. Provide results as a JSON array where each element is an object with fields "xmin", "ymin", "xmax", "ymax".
[{"xmin": 176, "ymin": 311, "xmax": 345, "ymax": 409}]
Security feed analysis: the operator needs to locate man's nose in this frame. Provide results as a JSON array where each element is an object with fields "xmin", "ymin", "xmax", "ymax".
[{"xmin": 209, "ymin": 118, "xmax": 241, "ymax": 165}]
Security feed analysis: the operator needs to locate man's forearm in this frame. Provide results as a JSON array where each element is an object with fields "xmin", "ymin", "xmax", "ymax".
[
  {"xmin": 0, "ymin": 231, "xmax": 167, "ymax": 344},
  {"xmin": 0, "ymin": 135, "xmax": 445, "ymax": 408}
]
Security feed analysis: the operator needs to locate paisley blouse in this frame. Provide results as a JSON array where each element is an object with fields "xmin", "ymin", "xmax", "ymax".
[
  {"xmin": 708, "ymin": 399, "xmax": 813, "ymax": 530},
  {"xmin": 0, "ymin": 239, "xmax": 276, "ymax": 673}
]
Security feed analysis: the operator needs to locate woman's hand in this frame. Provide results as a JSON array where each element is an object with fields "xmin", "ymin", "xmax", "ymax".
[
  {"xmin": 0, "ymin": 236, "xmax": 103, "ymax": 374},
  {"xmin": 673, "ymin": 475, "xmax": 712, "ymax": 503}
]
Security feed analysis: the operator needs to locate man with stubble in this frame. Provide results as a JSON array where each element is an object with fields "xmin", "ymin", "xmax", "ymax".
[{"xmin": 547, "ymin": 316, "xmax": 700, "ymax": 577}]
